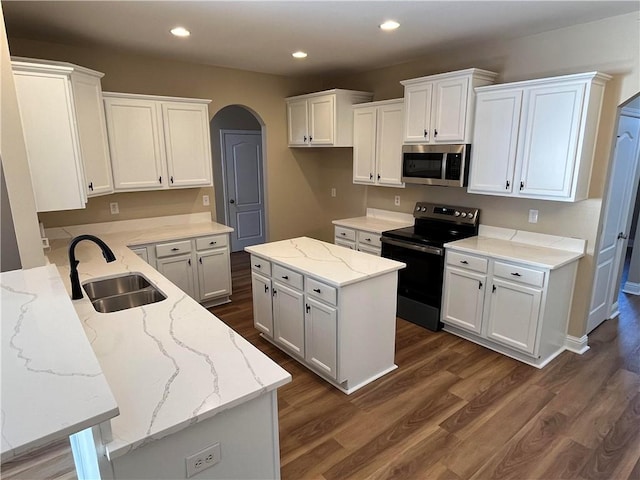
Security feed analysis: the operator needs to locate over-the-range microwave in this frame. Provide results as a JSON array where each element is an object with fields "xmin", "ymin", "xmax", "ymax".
[{"xmin": 401, "ymin": 144, "xmax": 470, "ymax": 187}]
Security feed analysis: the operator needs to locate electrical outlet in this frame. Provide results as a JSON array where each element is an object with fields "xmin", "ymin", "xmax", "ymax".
[
  {"xmin": 202, "ymin": 195, "xmax": 210, "ymax": 206},
  {"xmin": 331, "ymin": 187, "xmax": 336, "ymax": 198},
  {"xmin": 394, "ymin": 195, "xmax": 401, "ymax": 206},
  {"xmin": 110, "ymin": 202, "xmax": 119, "ymax": 215},
  {"xmin": 528, "ymin": 209, "xmax": 539, "ymax": 223},
  {"xmin": 186, "ymin": 443, "xmax": 221, "ymax": 478}
]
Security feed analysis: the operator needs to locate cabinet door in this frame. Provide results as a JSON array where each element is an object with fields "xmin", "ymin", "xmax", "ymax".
[
  {"xmin": 403, "ymin": 82, "xmax": 432, "ymax": 143},
  {"xmin": 442, "ymin": 267, "xmax": 486, "ymax": 334},
  {"xmin": 162, "ymin": 102, "xmax": 213, "ymax": 188},
  {"xmin": 309, "ymin": 94, "xmax": 335, "ymax": 145},
  {"xmin": 13, "ymin": 71, "xmax": 87, "ymax": 212},
  {"xmin": 352, "ymin": 107, "xmax": 377, "ymax": 184},
  {"xmin": 197, "ymin": 248, "xmax": 231, "ymax": 302},
  {"xmin": 432, "ymin": 76, "xmax": 469, "ymax": 143},
  {"xmin": 517, "ymin": 83, "xmax": 586, "ymax": 199},
  {"xmin": 486, "ymin": 278, "xmax": 542, "ymax": 354},
  {"xmin": 376, "ymin": 102, "xmax": 404, "ymax": 187},
  {"xmin": 305, "ymin": 297, "xmax": 337, "ymax": 379},
  {"xmin": 104, "ymin": 97, "xmax": 166, "ymax": 190},
  {"xmin": 468, "ymin": 89, "xmax": 522, "ymax": 194},
  {"xmin": 156, "ymin": 254, "xmax": 195, "ymax": 299},
  {"xmin": 287, "ymin": 98, "xmax": 309, "ymax": 145},
  {"xmin": 70, "ymin": 72, "xmax": 113, "ymax": 197},
  {"xmin": 272, "ymin": 281, "xmax": 305, "ymax": 359},
  {"xmin": 130, "ymin": 247, "xmax": 149, "ymax": 264},
  {"xmin": 251, "ymin": 272, "xmax": 273, "ymax": 337}
]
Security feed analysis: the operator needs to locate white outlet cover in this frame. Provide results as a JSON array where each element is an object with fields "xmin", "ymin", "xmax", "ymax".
[
  {"xmin": 186, "ymin": 443, "xmax": 221, "ymax": 478},
  {"xmin": 394, "ymin": 195, "xmax": 400, "ymax": 206},
  {"xmin": 528, "ymin": 209, "xmax": 539, "ymax": 223},
  {"xmin": 203, "ymin": 195, "xmax": 210, "ymax": 206},
  {"xmin": 110, "ymin": 202, "xmax": 119, "ymax": 215}
]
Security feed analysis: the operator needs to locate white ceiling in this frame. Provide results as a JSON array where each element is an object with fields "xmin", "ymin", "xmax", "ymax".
[{"xmin": 3, "ymin": 1, "xmax": 639, "ymax": 77}]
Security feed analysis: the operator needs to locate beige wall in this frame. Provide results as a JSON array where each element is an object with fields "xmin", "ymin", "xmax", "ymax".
[
  {"xmin": 7, "ymin": 37, "xmax": 344, "ymax": 243},
  {"xmin": 0, "ymin": 7, "xmax": 45, "ymax": 269},
  {"xmin": 326, "ymin": 11, "xmax": 640, "ymax": 337}
]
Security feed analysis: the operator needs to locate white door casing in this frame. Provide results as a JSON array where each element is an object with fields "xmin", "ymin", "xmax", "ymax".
[
  {"xmin": 588, "ymin": 113, "xmax": 640, "ymax": 333},
  {"xmin": 222, "ymin": 130, "xmax": 266, "ymax": 252}
]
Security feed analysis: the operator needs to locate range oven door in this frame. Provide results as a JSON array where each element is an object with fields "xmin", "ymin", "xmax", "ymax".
[{"xmin": 381, "ymin": 237, "xmax": 445, "ymax": 331}]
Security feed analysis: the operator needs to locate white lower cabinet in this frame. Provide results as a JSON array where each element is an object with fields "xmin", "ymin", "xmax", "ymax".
[
  {"xmin": 272, "ymin": 281, "xmax": 305, "ymax": 359},
  {"xmin": 334, "ymin": 226, "xmax": 382, "ymax": 256},
  {"xmin": 157, "ymin": 253, "xmax": 196, "ymax": 299},
  {"xmin": 442, "ymin": 248, "xmax": 577, "ymax": 368},
  {"xmin": 140, "ymin": 233, "xmax": 231, "ymax": 306},
  {"xmin": 249, "ymin": 252, "xmax": 397, "ymax": 392}
]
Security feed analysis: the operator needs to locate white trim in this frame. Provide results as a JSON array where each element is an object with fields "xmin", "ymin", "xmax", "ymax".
[
  {"xmin": 564, "ymin": 335, "xmax": 590, "ymax": 354},
  {"xmin": 102, "ymin": 91, "xmax": 210, "ymax": 104},
  {"xmin": 609, "ymin": 301, "xmax": 620, "ymax": 319},
  {"xmin": 623, "ymin": 281, "xmax": 640, "ymax": 295}
]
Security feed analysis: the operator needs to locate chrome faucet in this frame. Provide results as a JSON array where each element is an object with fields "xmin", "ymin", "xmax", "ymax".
[{"xmin": 68, "ymin": 235, "xmax": 116, "ymax": 300}]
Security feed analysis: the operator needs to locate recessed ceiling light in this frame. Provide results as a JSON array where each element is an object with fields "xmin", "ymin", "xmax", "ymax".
[
  {"xmin": 379, "ymin": 20, "xmax": 400, "ymax": 31},
  {"xmin": 171, "ymin": 26, "xmax": 191, "ymax": 37},
  {"xmin": 292, "ymin": 51, "xmax": 308, "ymax": 59}
]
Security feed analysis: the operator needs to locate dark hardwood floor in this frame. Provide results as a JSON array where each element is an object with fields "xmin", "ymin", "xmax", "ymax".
[{"xmin": 3, "ymin": 251, "xmax": 639, "ymax": 479}]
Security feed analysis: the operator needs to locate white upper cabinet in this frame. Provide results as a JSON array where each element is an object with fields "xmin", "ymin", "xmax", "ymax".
[
  {"xmin": 103, "ymin": 92, "xmax": 212, "ymax": 192},
  {"xmin": 468, "ymin": 72, "xmax": 611, "ymax": 202},
  {"xmin": 401, "ymin": 69, "xmax": 498, "ymax": 144},
  {"xmin": 353, "ymin": 99, "xmax": 404, "ymax": 187},
  {"xmin": 286, "ymin": 89, "xmax": 373, "ymax": 147},
  {"xmin": 12, "ymin": 58, "xmax": 113, "ymax": 212}
]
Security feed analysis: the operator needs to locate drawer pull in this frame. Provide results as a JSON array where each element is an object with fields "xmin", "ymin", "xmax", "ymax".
[
  {"xmin": 209, "ymin": 241, "xmax": 217, "ymax": 245},
  {"xmin": 282, "ymin": 275, "xmax": 289, "ymax": 280},
  {"xmin": 306, "ymin": 304, "xmax": 310, "ymax": 313},
  {"xmin": 199, "ymin": 257, "xmax": 203, "ymax": 264},
  {"xmin": 313, "ymin": 288, "xmax": 321, "ymax": 293},
  {"xmin": 171, "ymin": 247, "xmax": 180, "ymax": 251},
  {"xmin": 254, "ymin": 264, "xmax": 261, "ymax": 268},
  {"xmin": 492, "ymin": 285, "xmax": 496, "ymax": 293},
  {"xmin": 479, "ymin": 281, "xmax": 483, "ymax": 289},
  {"xmin": 460, "ymin": 260, "xmax": 469, "ymax": 264},
  {"xmin": 264, "ymin": 284, "xmax": 269, "ymax": 293},
  {"xmin": 511, "ymin": 272, "xmax": 522, "ymax": 277},
  {"xmin": 365, "ymin": 238, "xmax": 371, "ymax": 242},
  {"xmin": 341, "ymin": 232, "xmax": 346, "ymax": 236}
]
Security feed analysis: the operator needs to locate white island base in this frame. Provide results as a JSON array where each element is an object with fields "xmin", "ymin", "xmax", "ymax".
[{"xmin": 72, "ymin": 391, "xmax": 281, "ymax": 480}]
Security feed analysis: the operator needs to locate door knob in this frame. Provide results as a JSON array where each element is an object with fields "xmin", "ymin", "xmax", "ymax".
[
  {"xmin": 618, "ymin": 232, "xmax": 628, "ymax": 240},
  {"xmin": 229, "ymin": 199, "xmax": 235, "ymax": 204}
]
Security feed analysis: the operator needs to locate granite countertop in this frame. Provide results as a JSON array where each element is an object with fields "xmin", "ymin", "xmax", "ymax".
[
  {"xmin": 44, "ymin": 214, "xmax": 291, "ymax": 460},
  {"xmin": 332, "ymin": 208, "xmax": 414, "ymax": 234},
  {"xmin": 1, "ymin": 265, "xmax": 118, "ymax": 462},
  {"xmin": 445, "ymin": 226, "xmax": 586, "ymax": 270},
  {"xmin": 245, "ymin": 237, "xmax": 406, "ymax": 286}
]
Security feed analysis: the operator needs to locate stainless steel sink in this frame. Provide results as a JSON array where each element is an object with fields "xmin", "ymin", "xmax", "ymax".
[{"xmin": 83, "ymin": 273, "xmax": 166, "ymax": 313}]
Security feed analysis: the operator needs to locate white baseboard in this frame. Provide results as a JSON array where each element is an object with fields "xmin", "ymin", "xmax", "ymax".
[
  {"xmin": 565, "ymin": 335, "xmax": 589, "ymax": 354},
  {"xmin": 623, "ymin": 281, "xmax": 640, "ymax": 295}
]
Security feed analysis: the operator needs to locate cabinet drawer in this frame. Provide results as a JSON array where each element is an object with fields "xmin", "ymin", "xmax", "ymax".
[
  {"xmin": 195, "ymin": 234, "xmax": 228, "ymax": 250},
  {"xmin": 494, "ymin": 262, "xmax": 545, "ymax": 287},
  {"xmin": 357, "ymin": 244, "xmax": 381, "ymax": 256},
  {"xmin": 357, "ymin": 231, "xmax": 381, "ymax": 248},
  {"xmin": 335, "ymin": 226, "xmax": 356, "ymax": 241},
  {"xmin": 306, "ymin": 278, "xmax": 337, "ymax": 306},
  {"xmin": 250, "ymin": 255, "xmax": 271, "ymax": 276},
  {"xmin": 447, "ymin": 251, "xmax": 488, "ymax": 273},
  {"xmin": 273, "ymin": 264, "xmax": 303, "ymax": 290},
  {"xmin": 156, "ymin": 240, "xmax": 192, "ymax": 258}
]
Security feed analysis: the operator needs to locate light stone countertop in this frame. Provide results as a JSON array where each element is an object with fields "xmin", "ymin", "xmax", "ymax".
[
  {"xmin": 1, "ymin": 265, "xmax": 119, "ymax": 462},
  {"xmin": 332, "ymin": 208, "xmax": 414, "ymax": 234},
  {"xmin": 43, "ymin": 214, "xmax": 291, "ymax": 460},
  {"xmin": 445, "ymin": 225, "xmax": 586, "ymax": 270},
  {"xmin": 245, "ymin": 237, "xmax": 406, "ymax": 286}
]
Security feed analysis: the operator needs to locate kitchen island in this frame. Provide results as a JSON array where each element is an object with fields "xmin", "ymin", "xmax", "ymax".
[
  {"xmin": 246, "ymin": 237, "xmax": 405, "ymax": 394},
  {"xmin": 41, "ymin": 214, "xmax": 291, "ymax": 479}
]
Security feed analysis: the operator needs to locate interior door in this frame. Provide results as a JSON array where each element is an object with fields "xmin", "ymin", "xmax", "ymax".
[
  {"xmin": 588, "ymin": 114, "xmax": 640, "ymax": 333},
  {"xmin": 222, "ymin": 130, "xmax": 266, "ymax": 252}
]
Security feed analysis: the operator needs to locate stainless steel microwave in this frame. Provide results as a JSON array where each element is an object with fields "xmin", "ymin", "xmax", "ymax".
[{"xmin": 402, "ymin": 144, "xmax": 470, "ymax": 187}]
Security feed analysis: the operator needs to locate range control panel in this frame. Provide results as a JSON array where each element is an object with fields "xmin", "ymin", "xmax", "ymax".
[{"xmin": 413, "ymin": 202, "xmax": 479, "ymax": 225}]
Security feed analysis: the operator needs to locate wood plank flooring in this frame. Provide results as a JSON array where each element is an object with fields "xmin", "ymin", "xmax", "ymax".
[{"xmin": 3, "ymin": 251, "xmax": 639, "ymax": 479}]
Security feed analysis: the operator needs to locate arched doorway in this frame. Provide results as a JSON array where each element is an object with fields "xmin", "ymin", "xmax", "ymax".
[{"xmin": 210, "ymin": 105, "xmax": 267, "ymax": 252}]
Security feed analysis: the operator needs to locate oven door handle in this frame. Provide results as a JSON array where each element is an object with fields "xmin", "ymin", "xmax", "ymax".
[{"xmin": 381, "ymin": 237, "xmax": 444, "ymax": 256}]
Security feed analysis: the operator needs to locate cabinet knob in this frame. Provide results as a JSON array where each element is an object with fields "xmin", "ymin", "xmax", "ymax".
[
  {"xmin": 434, "ymin": 129, "xmax": 438, "ymax": 137},
  {"xmin": 492, "ymin": 285, "xmax": 496, "ymax": 293},
  {"xmin": 309, "ymin": 136, "xmax": 312, "ymax": 142},
  {"xmin": 423, "ymin": 129, "xmax": 428, "ymax": 137},
  {"xmin": 511, "ymin": 272, "xmax": 522, "ymax": 277},
  {"xmin": 273, "ymin": 289, "xmax": 277, "ymax": 297},
  {"xmin": 506, "ymin": 180, "xmax": 510, "ymax": 190},
  {"xmin": 199, "ymin": 257, "xmax": 203, "ymax": 264},
  {"xmin": 377, "ymin": 174, "xmax": 381, "ymax": 180},
  {"xmin": 341, "ymin": 232, "xmax": 346, "ymax": 236},
  {"xmin": 365, "ymin": 238, "xmax": 371, "ymax": 242},
  {"xmin": 520, "ymin": 181, "xmax": 524, "ymax": 190},
  {"xmin": 170, "ymin": 176, "xmax": 174, "ymax": 184},
  {"xmin": 254, "ymin": 264, "xmax": 261, "ymax": 268},
  {"xmin": 188, "ymin": 258, "xmax": 191, "ymax": 266},
  {"xmin": 282, "ymin": 275, "xmax": 289, "ymax": 280},
  {"xmin": 306, "ymin": 304, "xmax": 311, "ymax": 313},
  {"xmin": 159, "ymin": 176, "xmax": 162, "ymax": 183},
  {"xmin": 479, "ymin": 281, "xmax": 483, "ymax": 289},
  {"xmin": 618, "ymin": 232, "xmax": 628, "ymax": 240},
  {"xmin": 370, "ymin": 173, "xmax": 373, "ymax": 180},
  {"xmin": 264, "ymin": 284, "xmax": 269, "ymax": 293},
  {"xmin": 460, "ymin": 260, "xmax": 469, "ymax": 265},
  {"xmin": 171, "ymin": 247, "xmax": 180, "ymax": 251},
  {"xmin": 313, "ymin": 288, "xmax": 321, "ymax": 293},
  {"xmin": 210, "ymin": 241, "xmax": 217, "ymax": 245},
  {"xmin": 229, "ymin": 199, "xmax": 235, "ymax": 204},
  {"xmin": 304, "ymin": 135, "xmax": 307, "ymax": 142},
  {"xmin": 88, "ymin": 182, "xmax": 94, "ymax": 191}
]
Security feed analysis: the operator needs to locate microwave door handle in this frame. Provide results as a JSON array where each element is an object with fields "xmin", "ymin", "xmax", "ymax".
[{"xmin": 441, "ymin": 153, "xmax": 448, "ymax": 181}]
